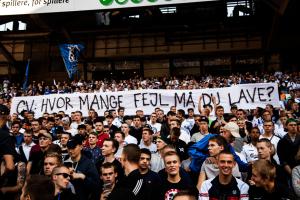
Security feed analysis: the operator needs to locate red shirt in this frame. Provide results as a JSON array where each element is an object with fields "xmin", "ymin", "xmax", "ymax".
[{"xmin": 97, "ymin": 132, "xmax": 110, "ymax": 148}]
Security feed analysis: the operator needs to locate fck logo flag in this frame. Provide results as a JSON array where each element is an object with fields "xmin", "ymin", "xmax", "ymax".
[{"xmin": 59, "ymin": 44, "xmax": 85, "ymax": 79}]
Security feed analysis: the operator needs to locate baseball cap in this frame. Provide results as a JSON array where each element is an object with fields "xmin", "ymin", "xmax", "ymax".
[
  {"xmin": 0, "ymin": 105, "xmax": 9, "ymax": 115},
  {"xmin": 143, "ymin": 124, "xmax": 152, "ymax": 129},
  {"xmin": 67, "ymin": 134, "xmax": 84, "ymax": 149},
  {"xmin": 38, "ymin": 132, "xmax": 53, "ymax": 141},
  {"xmin": 223, "ymin": 122, "xmax": 240, "ymax": 138},
  {"xmin": 199, "ymin": 116, "xmax": 209, "ymax": 124},
  {"xmin": 156, "ymin": 135, "xmax": 169, "ymax": 145}
]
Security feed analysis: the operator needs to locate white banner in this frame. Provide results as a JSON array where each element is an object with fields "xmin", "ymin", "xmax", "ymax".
[
  {"xmin": 10, "ymin": 83, "xmax": 280, "ymax": 118},
  {"xmin": 0, "ymin": 0, "xmax": 215, "ymax": 16}
]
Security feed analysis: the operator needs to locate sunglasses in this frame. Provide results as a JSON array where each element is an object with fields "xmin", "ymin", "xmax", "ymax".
[{"xmin": 55, "ymin": 173, "xmax": 70, "ymax": 179}]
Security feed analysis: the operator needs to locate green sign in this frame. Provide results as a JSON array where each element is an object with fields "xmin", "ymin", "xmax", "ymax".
[{"xmin": 100, "ymin": 0, "xmax": 160, "ymax": 6}]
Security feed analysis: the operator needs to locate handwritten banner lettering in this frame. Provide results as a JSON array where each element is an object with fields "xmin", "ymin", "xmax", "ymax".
[{"xmin": 10, "ymin": 83, "xmax": 280, "ymax": 117}]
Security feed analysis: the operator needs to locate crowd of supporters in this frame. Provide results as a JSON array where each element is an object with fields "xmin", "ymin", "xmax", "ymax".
[
  {"xmin": 0, "ymin": 71, "xmax": 299, "ymax": 98},
  {"xmin": 0, "ymin": 71, "xmax": 299, "ymax": 200}
]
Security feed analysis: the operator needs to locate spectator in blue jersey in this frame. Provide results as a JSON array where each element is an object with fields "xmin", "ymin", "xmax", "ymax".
[{"xmin": 188, "ymin": 122, "xmax": 249, "ymax": 173}]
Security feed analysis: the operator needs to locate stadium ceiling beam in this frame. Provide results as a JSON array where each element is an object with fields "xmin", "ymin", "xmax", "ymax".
[
  {"xmin": 264, "ymin": 0, "xmax": 290, "ymax": 49},
  {"xmin": 0, "ymin": 32, "xmax": 51, "ymax": 39},
  {"xmin": 0, "ymin": 42, "xmax": 16, "ymax": 64},
  {"xmin": 261, "ymin": 0, "xmax": 289, "ymax": 15},
  {"xmin": 28, "ymin": 14, "xmax": 52, "ymax": 31},
  {"xmin": 61, "ymin": 27, "xmax": 73, "ymax": 42}
]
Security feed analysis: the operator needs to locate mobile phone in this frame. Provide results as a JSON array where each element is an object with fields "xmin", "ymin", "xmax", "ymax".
[{"xmin": 103, "ymin": 182, "xmax": 113, "ymax": 191}]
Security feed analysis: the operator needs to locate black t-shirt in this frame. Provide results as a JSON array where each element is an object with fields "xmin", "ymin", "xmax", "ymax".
[
  {"xmin": 54, "ymin": 189, "xmax": 78, "ymax": 200},
  {"xmin": 129, "ymin": 127, "xmax": 143, "ymax": 144},
  {"xmin": 161, "ymin": 177, "xmax": 197, "ymax": 200},
  {"xmin": 169, "ymin": 139, "xmax": 188, "ymax": 161},
  {"xmin": 0, "ymin": 129, "xmax": 16, "ymax": 156},
  {"xmin": 107, "ymin": 187, "xmax": 136, "ymax": 200},
  {"xmin": 249, "ymin": 182, "xmax": 296, "ymax": 200},
  {"xmin": 141, "ymin": 170, "xmax": 162, "ymax": 199},
  {"xmin": 119, "ymin": 169, "xmax": 147, "ymax": 200}
]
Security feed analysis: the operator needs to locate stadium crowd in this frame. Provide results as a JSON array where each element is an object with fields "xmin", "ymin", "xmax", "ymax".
[{"xmin": 0, "ymin": 71, "xmax": 299, "ymax": 200}]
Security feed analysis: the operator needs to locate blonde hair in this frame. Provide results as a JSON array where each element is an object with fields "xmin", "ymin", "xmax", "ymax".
[{"xmin": 253, "ymin": 159, "xmax": 276, "ymax": 181}]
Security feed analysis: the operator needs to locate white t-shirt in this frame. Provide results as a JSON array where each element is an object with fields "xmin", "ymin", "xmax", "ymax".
[
  {"xmin": 147, "ymin": 121, "xmax": 162, "ymax": 134},
  {"xmin": 241, "ymin": 143, "xmax": 258, "ymax": 163},
  {"xmin": 259, "ymin": 134, "xmax": 281, "ymax": 164},
  {"xmin": 70, "ymin": 121, "xmax": 84, "ymax": 130},
  {"xmin": 125, "ymin": 135, "xmax": 137, "ymax": 145},
  {"xmin": 179, "ymin": 128, "xmax": 191, "ymax": 144},
  {"xmin": 139, "ymin": 142, "xmax": 157, "ymax": 154}
]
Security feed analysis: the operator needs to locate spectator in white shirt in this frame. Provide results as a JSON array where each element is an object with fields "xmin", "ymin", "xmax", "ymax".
[
  {"xmin": 147, "ymin": 112, "xmax": 161, "ymax": 136},
  {"xmin": 241, "ymin": 127, "xmax": 259, "ymax": 163},
  {"xmin": 70, "ymin": 111, "xmax": 84, "ymax": 130},
  {"xmin": 121, "ymin": 123, "xmax": 137, "ymax": 144},
  {"xmin": 139, "ymin": 128, "xmax": 157, "ymax": 154}
]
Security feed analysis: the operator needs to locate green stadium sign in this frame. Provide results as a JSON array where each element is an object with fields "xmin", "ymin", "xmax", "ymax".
[{"xmin": 0, "ymin": 0, "xmax": 215, "ymax": 16}]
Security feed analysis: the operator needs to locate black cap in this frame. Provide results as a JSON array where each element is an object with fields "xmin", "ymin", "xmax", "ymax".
[
  {"xmin": 0, "ymin": 105, "xmax": 9, "ymax": 115},
  {"xmin": 77, "ymin": 124, "xmax": 86, "ymax": 130},
  {"xmin": 199, "ymin": 116, "xmax": 209, "ymax": 124},
  {"xmin": 143, "ymin": 124, "xmax": 152, "ymax": 129},
  {"xmin": 67, "ymin": 134, "xmax": 84, "ymax": 149}
]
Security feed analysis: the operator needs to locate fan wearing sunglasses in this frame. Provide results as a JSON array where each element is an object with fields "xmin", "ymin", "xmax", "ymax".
[{"xmin": 51, "ymin": 166, "xmax": 77, "ymax": 200}]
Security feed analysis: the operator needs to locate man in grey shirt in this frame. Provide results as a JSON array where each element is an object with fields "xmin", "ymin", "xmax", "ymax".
[{"xmin": 191, "ymin": 116, "xmax": 211, "ymax": 143}]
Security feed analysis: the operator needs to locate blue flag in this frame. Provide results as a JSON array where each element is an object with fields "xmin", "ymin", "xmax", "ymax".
[
  {"xmin": 59, "ymin": 44, "xmax": 85, "ymax": 79},
  {"xmin": 22, "ymin": 59, "xmax": 30, "ymax": 91}
]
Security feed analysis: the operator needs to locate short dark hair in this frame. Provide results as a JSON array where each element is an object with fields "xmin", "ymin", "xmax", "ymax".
[
  {"xmin": 133, "ymin": 115, "xmax": 141, "ymax": 120},
  {"xmin": 140, "ymin": 148, "xmax": 151, "ymax": 159},
  {"xmin": 215, "ymin": 105, "xmax": 224, "ymax": 111},
  {"xmin": 118, "ymin": 107, "xmax": 125, "ymax": 112},
  {"xmin": 218, "ymin": 150, "xmax": 234, "ymax": 159},
  {"xmin": 122, "ymin": 144, "xmax": 141, "ymax": 164},
  {"xmin": 104, "ymin": 138, "xmax": 119, "ymax": 154},
  {"xmin": 187, "ymin": 108, "xmax": 194, "ymax": 112},
  {"xmin": 114, "ymin": 131, "xmax": 125, "ymax": 139},
  {"xmin": 100, "ymin": 162, "xmax": 117, "ymax": 175},
  {"xmin": 208, "ymin": 135, "xmax": 229, "ymax": 150},
  {"xmin": 61, "ymin": 131, "xmax": 72, "ymax": 138},
  {"xmin": 177, "ymin": 109, "xmax": 185, "ymax": 116},
  {"xmin": 23, "ymin": 175, "xmax": 55, "ymax": 200},
  {"xmin": 47, "ymin": 117, "xmax": 55, "ymax": 123},
  {"xmin": 170, "ymin": 127, "xmax": 181, "ymax": 137},
  {"xmin": 173, "ymin": 190, "xmax": 197, "ymax": 200},
  {"xmin": 167, "ymin": 111, "xmax": 176, "ymax": 116}
]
